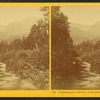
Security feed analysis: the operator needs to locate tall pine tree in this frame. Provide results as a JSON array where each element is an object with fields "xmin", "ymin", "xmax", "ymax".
[{"xmin": 51, "ymin": 6, "xmax": 81, "ymax": 89}]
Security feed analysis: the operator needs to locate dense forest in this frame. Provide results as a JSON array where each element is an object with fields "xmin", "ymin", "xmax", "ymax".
[
  {"xmin": 51, "ymin": 6, "xmax": 83, "ymax": 89},
  {"xmin": 0, "ymin": 7, "xmax": 49, "ymax": 90}
]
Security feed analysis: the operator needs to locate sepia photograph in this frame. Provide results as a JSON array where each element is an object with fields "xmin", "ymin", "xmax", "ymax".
[
  {"xmin": 0, "ymin": 6, "xmax": 49, "ymax": 90},
  {"xmin": 51, "ymin": 6, "xmax": 100, "ymax": 90}
]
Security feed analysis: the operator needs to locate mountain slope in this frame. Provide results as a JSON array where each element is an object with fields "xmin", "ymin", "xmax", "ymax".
[
  {"xmin": 0, "ymin": 16, "xmax": 39, "ymax": 42},
  {"xmin": 70, "ymin": 22, "xmax": 90, "ymax": 31},
  {"xmin": 70, "ymin": 23, "xmax": 89, "ymax": 44},
  {"xmin": 70, "ymin": 21, "xmax": 100, "ymax": 44}
]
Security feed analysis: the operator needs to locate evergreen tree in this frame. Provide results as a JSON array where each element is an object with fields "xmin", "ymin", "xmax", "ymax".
[
  {"xmin": 51, "ymin": 6, "xmax": 81, "ymax": 89},
  {"xmin": 22, "ymin": 7, "xmax": 49, "ymax": 50}
]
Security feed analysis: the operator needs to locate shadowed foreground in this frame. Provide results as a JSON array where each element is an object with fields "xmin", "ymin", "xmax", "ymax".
[
  {"xmin": 0, "ymin": 62, "xmax": 37, "ymax": 90},
  {"xmin": 72, "ymin": 62, "xmax": 100, "ymax": 90}
]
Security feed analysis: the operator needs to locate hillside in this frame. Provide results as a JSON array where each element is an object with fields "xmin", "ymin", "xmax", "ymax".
[
  {"xmin": 70, "ymin": 24, "xmax": 88, "ymax": 44},
  {"xmin": 70, "ymin": 21, "xmax": 100, "ymax": 44},
  {"xmin": 1, "ymin": 18, "xmax": 100, "ymax": 45},
  {"xmin": 70, "ymin": 22, "xmax": 90, "ymax": 31},
  {"xmin": 0, "ymin": 16, "xmax": 39, "ymax": 42}
]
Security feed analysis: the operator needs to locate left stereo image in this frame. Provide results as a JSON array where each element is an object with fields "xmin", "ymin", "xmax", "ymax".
[{"xmin": 0, "ymin": 6, "xmax": 49, "ymax": 90}]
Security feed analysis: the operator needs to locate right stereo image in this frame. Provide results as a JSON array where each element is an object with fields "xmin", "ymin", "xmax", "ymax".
[{"xmin": 51, "ymin": 6, "xmax": 100, "ymax": 90}]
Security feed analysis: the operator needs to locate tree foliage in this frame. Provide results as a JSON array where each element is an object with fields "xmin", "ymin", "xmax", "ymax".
[
  {"xmin": 0, "ymin": 7, "xmax": 49, "ymax": 90},
  {"xmin": 51, "ymin": 6, "xmax": 82, "ymax": 89}
]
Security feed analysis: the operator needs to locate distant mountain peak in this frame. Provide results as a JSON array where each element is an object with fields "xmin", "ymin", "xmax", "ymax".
[{"xmin": 0, "ymin": 16, "xmax": 40, "ymax": 42}]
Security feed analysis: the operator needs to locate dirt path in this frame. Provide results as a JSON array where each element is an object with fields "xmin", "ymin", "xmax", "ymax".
[
  {"xmin": 74, "ymin": 62, "xmax": 100, "ymax": 89},
  {"xmin": 0, "ymin": 62, "xmax": 37, "ymax": 90}
]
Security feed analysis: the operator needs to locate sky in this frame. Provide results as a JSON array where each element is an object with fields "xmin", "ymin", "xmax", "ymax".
[
  {"xmin": 0, "ymin": 6, "xmax": 43, "ymax": 25},
  {"xmin": 61, "ymin": 6, "xmax": 100, "ymax": 25},
  {"xmin": 1, "ymin": 6, "xmax": 100, "ymax": 26}
]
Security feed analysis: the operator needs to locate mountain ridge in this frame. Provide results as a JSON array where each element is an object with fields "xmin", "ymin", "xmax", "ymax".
[
  {"xmin": 0, "ymin": 17, "xmax": 100, "ymax": 45},
  {"xmin": 0, "ymin": 16, "xmax": 39, "ymax": 42},
  {"xmin": 70, "ymin": 21, "xmax": 100, "ymax": 44}
]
